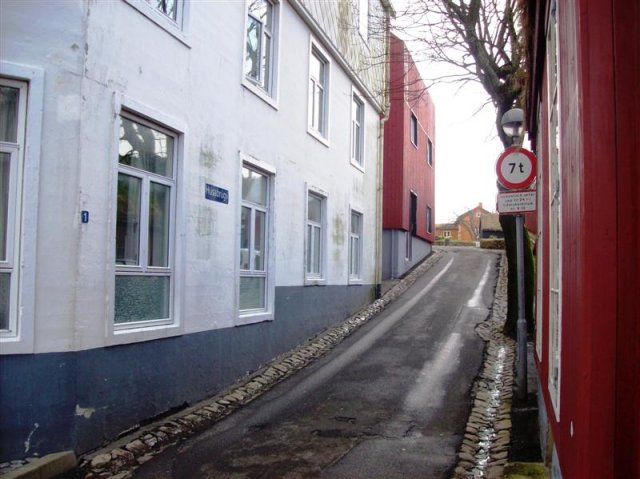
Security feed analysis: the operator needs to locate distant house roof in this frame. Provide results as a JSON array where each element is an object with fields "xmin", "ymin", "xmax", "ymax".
[
  {"xmin": 436, "ymin": 223, "xmax": 457, "ymax": 230},
  {"xmin": 481, "ymin": 213, "xmax": 502, "ymax": 232}
]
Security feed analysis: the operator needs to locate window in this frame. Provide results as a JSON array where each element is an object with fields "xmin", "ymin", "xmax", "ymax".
[
  {"xmin": 410, "ymin": 112, "xmax": 418, "ymax": 146},
  {"xmin": 351, "ymin": 91, "xmax": 364, "ymax": 167},
  {"xmin": 444, "ymin": 230, "xmax": 451, "ymax": 238},
  {"xmin": 357, "ymin": 0, "xmax": 369, "ymax": 40},
  {"xmin": 240, "ymin": 165, "xmax": 270, "ymax": 313},
  {"xmin": 427, "ymin": 137, "xmax": 433, "ymax": 166},
  {"xmin": 407, "ymin": 192, "xmax": 417, "ymax": 260},
  {"xmin": 244, "ymin": 0, "xmax": 278, "ymax": 96},
  {"xmin": 124, "ymin": 0, "xmax": 189, "ymax": 44},
  {"xmin": 0, "ymin": 78, "xmax": 27, "ymax": 337},
  {"xmin": 426, "ymin": 207, "xmax": 433, "ymax": 234},
  {"xmin": 547, "ymin": 0, "xmax": 562, "ymax": 418},
  {"xmin": 308, "ymin": 44, "xmax": 329, "ymax": 138},
  {"xmin": 349, "ymin": 210, "xmax": 362, "ymax": 281},
  {"xmin": 306, "ymin": 189, "xmax": 326, "ymax": 281},
  {"xmin": 115, "ymin": 114, "xmax": 177, "ymax": 327}
]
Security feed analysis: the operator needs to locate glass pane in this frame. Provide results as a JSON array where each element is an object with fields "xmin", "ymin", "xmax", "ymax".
[
  {"xmin": 310, "ymin": 52, "xmax": 323, "ymax": 81},
  {"xmin": 0, "ymin": 152, "xmax": 10, "ymax": 261},
  {"xmin": 254, "ymin": 210, "xmax": 265, "ymax": 271},
  {"xmin": 0, "ymin": 272, "xmax": 9, "ymax": 330},
  {"xmin": 240, "ymin": 206, "xmax": 251, "ymax": 270},
  {"xmin": 244, "ymin": 16, "xmax": 261, "ymax": 81},
  {"xmin": 114, "ymin": 275, "xmax": 170, "ymax": 323},
  {"xmin": 312, "ymin": 226, "xmax": 321, "ymax": 274},
  {"xmin": 308, "ymin": 194, "xmax": 322, "ymax": 223},
  {"xmin": 351, "ymin": 212, "xmax": 360, "ymax": 235},
  {"xmin": 148, "ymin": 182, "xmax": 170, "ymax": 267},
  {"xmin": 350, "ymin": 237, "xmax": 360, "ymax": 276},
  {"xmin": 314, "ymin": 86, "xmax": 324, "ymax": 131},
  {"xmin": 0, "ymin": 86, "xmax": 19, "ymax": 143},
  {"xmin": 242, "ymin": 167, "xmax": 267, "ymax": 205},
  {"xmin": 306, "ymin": 224, "xmax": 313, "ymax": 273},
  {"xmin": 119, "ymin": 117, "xmax": 174, "ymax": 178},
  {"xmin": 150, "ymin": 0, "xmax": 177, "ymax": 20},
  {"xmin": 116, "ymin": 174, "xmax": 141, "ymax": 266},
  {"xmin": 262, "ymin": 33, "xmax": 271, "ymax": 89},
  {"xmin": 249, "ymin": 0, "xmax": 271, "ymax": 27},
  {"xmin": 240, "ymin": 276, "xmax": 265, "ymax": 311}
]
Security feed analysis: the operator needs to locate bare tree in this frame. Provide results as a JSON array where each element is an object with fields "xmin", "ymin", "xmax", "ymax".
[
  {"xmin": 392, "ymin": 0, "xmax": 525, "ymax": 148},
  {"xmin": 388, "ymin": 0, "xmax": 534, "ymax": 337}
]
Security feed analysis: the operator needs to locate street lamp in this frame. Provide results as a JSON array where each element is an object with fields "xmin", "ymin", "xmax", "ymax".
[
  {"xmin": 501, "ymin": 108, "xmax": 524, "ymax": 144},
  {"xmin": 500, "ymin": 107, "xmax": 528, "ymax": 400}
]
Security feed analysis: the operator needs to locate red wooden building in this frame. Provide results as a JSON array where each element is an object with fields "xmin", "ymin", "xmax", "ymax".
[
  {"xmin": 524, "ymin": 0, "xmax": 639, "ymax": 477},
  {"xmin": 382, "ymin": 33, "xmax": 436, "ymax": 279}
]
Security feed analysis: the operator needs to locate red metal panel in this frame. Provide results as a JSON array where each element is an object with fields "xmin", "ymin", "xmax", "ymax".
[{"xmin": 612, "ymin": 0, "xmax": 640, "ymax": 476}]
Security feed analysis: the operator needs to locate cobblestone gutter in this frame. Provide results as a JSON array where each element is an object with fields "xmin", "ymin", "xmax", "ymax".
[
  {"xmin": 62, "ymin": 251, "xmax": 446, "ymax": 478},
  {"xmin": 452, "ymin": 252, "xmax": 516, "ymax": 479}
]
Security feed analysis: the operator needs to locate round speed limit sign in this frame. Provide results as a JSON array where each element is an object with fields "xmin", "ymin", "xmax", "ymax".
[{"xmin": 495, "ymin": 146, "xmax": 537, "ymax": 190}]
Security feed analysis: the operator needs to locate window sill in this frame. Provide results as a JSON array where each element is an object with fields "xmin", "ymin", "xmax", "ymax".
[
  {"xmin": 124, "ymin": 0, "xmax": 191, "ymax": 48},
  {"xmin": 307, "ymin": 128, "xmax": 330, "ymax": 148},
  {"xmin": 348, "ymin": 278, "xmax": 363, "ymax": 285},
  {"xmin": 107, "ymin": 321, "xmax": 183, "ymax": 346},
  {"xmin": 304, "ymin": 278, "xmax": 327, "ymax": 286},
  {"xmin": 236, "ymin": 311, "xmax": 274, "ymax": 326},
  {"xmin": 242, "ymin": 80, "xmax": 279, "ymax": 111},
  {"xmin": 350, "ymin": 159, "xmax": 365, "ymax": 173}
]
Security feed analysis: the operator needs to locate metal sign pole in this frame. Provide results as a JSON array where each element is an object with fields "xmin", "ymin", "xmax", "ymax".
[{"xmin": 516, "ymin": 213, "xmax": 528, "ymax": 399}]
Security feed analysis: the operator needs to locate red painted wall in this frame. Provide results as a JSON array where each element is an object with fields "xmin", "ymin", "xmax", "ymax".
[
  {"xmin": 529, "ymin": 1, "xmax": 640, "ymax": 477},
  {"xmin": 383, "ymin": 34, "xmax": 436, "ymax": 242}
]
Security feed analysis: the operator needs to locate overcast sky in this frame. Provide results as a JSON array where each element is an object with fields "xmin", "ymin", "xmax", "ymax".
[{"xmin": 390, "ymin": 2, "xmax": 505, "ymax": 224}]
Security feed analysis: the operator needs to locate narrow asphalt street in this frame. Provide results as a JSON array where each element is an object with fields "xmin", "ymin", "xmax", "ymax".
[{"xmin": 128, "ymin": 248, "xmax": 500, "ymax": 479}]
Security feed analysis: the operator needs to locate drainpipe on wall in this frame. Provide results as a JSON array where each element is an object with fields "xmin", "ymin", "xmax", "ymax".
[{"xmin": 374, "ymin": 18, "xmax": 392, "ymax": 299}]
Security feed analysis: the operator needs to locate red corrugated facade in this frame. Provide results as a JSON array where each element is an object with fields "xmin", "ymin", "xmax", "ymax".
[
  {"xmin": 383, "ymin": 34, "xmax": 436, "ymax": 242},
  {"xmin": 526, "ymin": 1, "xmax": 639, "ymax": 477}
]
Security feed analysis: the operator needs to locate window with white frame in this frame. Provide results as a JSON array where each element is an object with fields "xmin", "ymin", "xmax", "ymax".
[
  {"xmin": 349, "ymin": 210, "xmax": 362, "ymax": 280},
  {"xmin": 306, "ymin": 190, "xmax": 326, "ymax": 280},
  {"xmin": 0, "ymin": 78, "xmax": 27, "ymax": 337},
  {"xmin": 244, "ymin": 0, "xmax": 278, "ymax": 95},
  {"xmin": 308, "ymin": 45, "xmax": 329, "ymax": 138},
  {"xmin": 410, "ymin": 112, "xmax": 418, "ymax": 146},
  {"xmin": 115, "ymin": 114, "xmax": 177, "ymax": 326},
  {"xmin": 427, "ymin": 137, "xmax": 433, "ymax": 166},
  {"xmin": 239, "ymin": 165, "xmax": 271, "ymax": 313},
  {"xmin": 426, "ymin": 206, "xmax": 433, "ymax": 234},
  {"xmin": 547, "ymin": 0, "xmax": 562, "ymax": 418},
  {"xmin": 443, "ymin": 230, "xmax": 451, "ymax": 238},
  {"xmin": 351, "ymin": 91, "xmax": 364, "ymax": 167}
]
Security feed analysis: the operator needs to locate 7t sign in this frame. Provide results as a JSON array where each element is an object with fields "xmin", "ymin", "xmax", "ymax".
[{"xmin": 495, "ymin": 146, "xmax": 537, "ymax": 190}]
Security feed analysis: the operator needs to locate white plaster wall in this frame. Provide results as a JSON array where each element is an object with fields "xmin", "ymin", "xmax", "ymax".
[{"xmin": 1, "ymin": 1, "xmax": 383, "ymax": 353}]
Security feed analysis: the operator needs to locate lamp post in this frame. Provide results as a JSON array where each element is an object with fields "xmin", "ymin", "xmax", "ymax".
[{"xmin": 500, "ymin": 107, "xmax": 528, "ymax": 400}]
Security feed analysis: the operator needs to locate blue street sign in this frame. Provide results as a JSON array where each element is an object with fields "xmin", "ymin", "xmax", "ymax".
[{"xmin": 205, "ymin": 183, "xmax": 229, "ymax": 204}]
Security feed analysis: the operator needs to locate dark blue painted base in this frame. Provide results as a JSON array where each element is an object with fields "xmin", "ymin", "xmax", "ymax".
[{"xmin": 0, "ymin": 284, "xmax": 375, "ymax": 461}]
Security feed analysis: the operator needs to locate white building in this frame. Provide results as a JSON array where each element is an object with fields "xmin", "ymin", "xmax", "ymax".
[{"xmin": 0, "ymin": 0, "xmax": 392, "ymax": 460}]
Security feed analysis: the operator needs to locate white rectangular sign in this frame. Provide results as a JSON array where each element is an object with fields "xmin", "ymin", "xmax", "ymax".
[{"xmin": 497, "ymin": 190, "xmax": 537, "ymax": 213}]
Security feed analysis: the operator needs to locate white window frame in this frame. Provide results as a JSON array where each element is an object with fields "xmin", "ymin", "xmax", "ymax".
[
  {"xmin": 242, "ymin": 0, "xmax": 280, "ymax": 108},
  {"xmin": 349, "ymin": 208, "xmax": 363, "ymax": 283},
  {"xmin": 237, "ymin": 156, "xmax": 276, "ymax": 325},
  {"xmin": 107, "ymin": 97, "xmax": 186, "ymax": 346},
  {"xmin": 124, "ymin": 0, "xmax": 191, "ymax": 46},
  {"xmin": 114, "ymin": 112, "xmax": 177, "ymax": 331},
  {"xmin": 350, "ymin": 88, "xmax": 365, "ymax": 170},
  {"xmin": 304, "ymin": 184, "xmax": 327, "ymax": 285},
  {"xmin": 0, "ymin": 79, "xmax": 27, "ymax": 341},
  {"xmin": 546, "ymin": 0, "xmax": 562, "ymax": 420},
  {"xmin": 0, "ymin": 64, "xmax": 44, "ymax": 355},
  {"xmin": 307, "ymin": 40, "xmax": 331, "ymax": 145},
  {"xmin": 410, "ymin": 112, "xmax": 418, "ymax": 147},
  {"xmin": 443, "ymin": 230, "xmax": 451, "ymax": 238},
  {"xmin": 427, "ymin": 137, "xmax": 433, "ymax": 166}
]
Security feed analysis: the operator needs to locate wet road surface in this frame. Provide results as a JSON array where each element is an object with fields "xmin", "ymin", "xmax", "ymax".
[{"xmin": 133, "ymin": 248, "xmax": 500, "ymax": 478}]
